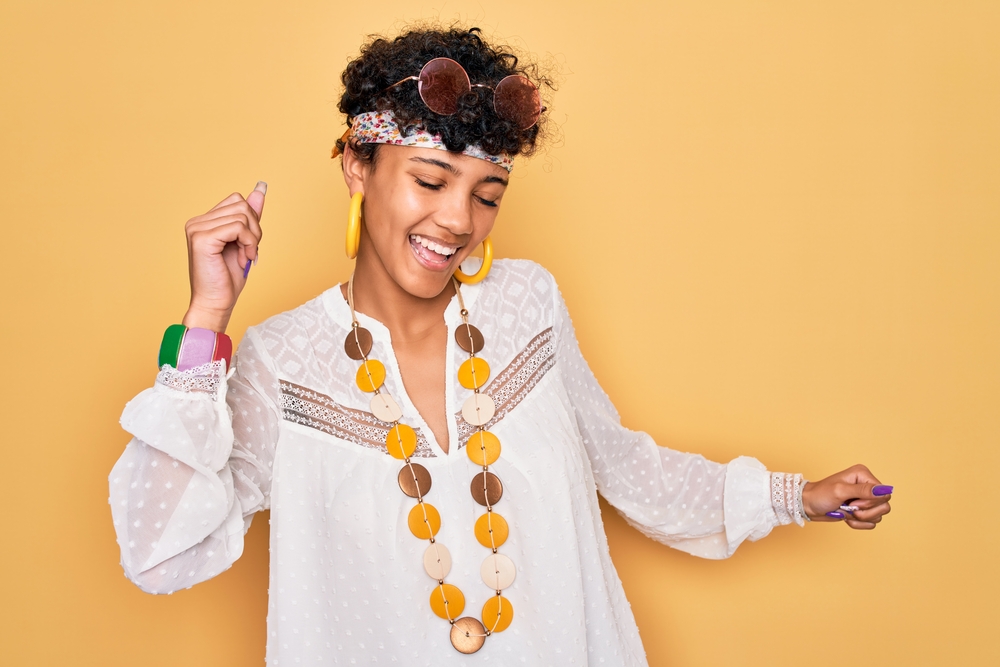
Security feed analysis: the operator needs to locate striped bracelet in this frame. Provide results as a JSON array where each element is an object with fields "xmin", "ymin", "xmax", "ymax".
[{"xmin": 158, "ymin": 325, "xmax": 232, "ymax": 371}]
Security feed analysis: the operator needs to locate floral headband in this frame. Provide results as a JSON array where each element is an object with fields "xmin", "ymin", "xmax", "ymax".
[{"xmin": 333, "ymin": 110, "xmax": 515, "ymax": 173}]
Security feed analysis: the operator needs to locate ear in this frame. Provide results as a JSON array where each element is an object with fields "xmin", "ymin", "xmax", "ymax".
[{"xmin": 341, "ymin": 143, "xmax": 369, "ymax": 196}]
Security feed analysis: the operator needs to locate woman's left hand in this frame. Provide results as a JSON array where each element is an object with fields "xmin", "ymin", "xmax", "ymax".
[{"xmin": 801, "ymin": 464, "xmax": 893, "ymax": 529}]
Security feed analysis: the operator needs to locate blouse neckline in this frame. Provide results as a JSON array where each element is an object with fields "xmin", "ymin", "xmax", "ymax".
[{"xmin": 319, "ymin": 269, "xmax": 485, "ymax": 457}]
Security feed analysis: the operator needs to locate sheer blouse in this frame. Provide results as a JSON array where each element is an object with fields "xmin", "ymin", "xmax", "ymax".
[{"xmin": 109, "ymin": 259, "xmax": 802, "ymax": 666}]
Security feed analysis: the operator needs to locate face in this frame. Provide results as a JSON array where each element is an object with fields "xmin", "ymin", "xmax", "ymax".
[{"xmin": 344, "ymin": 144, "xmax": 509, "ymax": 299}]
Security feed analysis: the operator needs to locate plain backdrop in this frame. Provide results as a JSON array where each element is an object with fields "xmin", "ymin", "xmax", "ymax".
[{"xmin": 1, "ymin": 1, "xmax": 997, "ymax": 665}]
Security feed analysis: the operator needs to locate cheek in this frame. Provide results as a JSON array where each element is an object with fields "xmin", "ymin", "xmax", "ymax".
[
  {"xmin": 471, "ymin": 208, "xmax": 499, "ymax": 243},
  {"xmin": 365, "ymin": 186, "xmax": 426, "ymax": 242}
]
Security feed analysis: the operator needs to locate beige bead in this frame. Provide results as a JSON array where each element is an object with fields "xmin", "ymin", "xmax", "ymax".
[
  {"xmin": 462, "ymin": 393, "xmax": 496, "ymax": 426},
  {"xmin": 480, "ymin": 553, "xmax": 516, "ymax": 590},
  {"xmin": 370, "ymin": 392, "xmax": 403, "ymax": 423},
  {"xmin": 423, "ymin": 542, "xmax": 452, "ymax": 580}
]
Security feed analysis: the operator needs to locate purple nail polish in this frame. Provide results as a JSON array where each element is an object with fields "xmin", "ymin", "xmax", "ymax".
[
  {"xmin": 826, "ymin": 511, "xmax": 845, "ymax": 519},
  {"xmin": 873, "ymin": 485, "xmax": 894, "ymax": 496},
  {"xmin": 243, "ymin": 259, "xmax": 252, "ymax": 279}
]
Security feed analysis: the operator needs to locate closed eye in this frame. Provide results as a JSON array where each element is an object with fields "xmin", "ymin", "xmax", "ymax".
[
  {"xmin": 476, "ymin": 196, "xmax": 498, "ymax": 208},
  {"xmin": 415, "ymin": 178, "xmax": 444, "ymax": 191}
]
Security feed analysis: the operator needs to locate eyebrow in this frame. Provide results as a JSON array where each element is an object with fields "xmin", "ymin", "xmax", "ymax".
[
  {"xmin": 409, "ymin": 156, "xmax": 457, "ymax": 173},
  {"xmin": 408, "ymin": 156, "xmax": 509, "ymax": 187}
]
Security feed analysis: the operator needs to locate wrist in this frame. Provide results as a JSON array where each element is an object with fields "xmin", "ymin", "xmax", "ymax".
[
  {"xmin": 801, "ymin": 481, "xmax": 819, "ymax": 520},
  {"xmin": 182, "ymin": 305, "xmax": 232, "ymax": 333}
]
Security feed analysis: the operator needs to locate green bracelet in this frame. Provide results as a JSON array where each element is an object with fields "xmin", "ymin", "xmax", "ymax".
[{"xmin": 158, "ymin": 324, "xmax": 186, "ymax": 369}]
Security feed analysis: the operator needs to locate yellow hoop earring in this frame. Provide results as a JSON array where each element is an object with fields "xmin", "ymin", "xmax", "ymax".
[
  {"xmin": 453, "ymin": 237, "xmax": 493, "ymax": 285},
  {"xmin": 346, "ymin": 192, "xmax": 363, "ymax": 259}
]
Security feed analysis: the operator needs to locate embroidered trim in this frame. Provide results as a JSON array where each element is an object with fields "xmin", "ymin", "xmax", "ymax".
[
  {"xmin": 771, "ymin": 473, "xmax": 791, "ymax": 525},
  {"xmin": 455, "ymin": 327, "xmax": 556, "ymax": 448},
  {"xmin": 156, "ymin": 361, "xmax": 225, "ymax": 395},
  {"xmin": 280, "ymin": 381, "xmax": 436, "ymax": 458},
  {"xmin": 770, "ymin": 472, "xmax": 806, "ymax": 526}
]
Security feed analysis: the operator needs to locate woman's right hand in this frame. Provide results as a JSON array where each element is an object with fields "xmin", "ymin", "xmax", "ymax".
[{"xmin": 181, "ymin": 182, "xmax": 266, "ymax": 333}]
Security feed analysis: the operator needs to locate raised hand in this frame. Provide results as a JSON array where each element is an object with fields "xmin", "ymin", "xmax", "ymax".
[{"xmin": 181, "ymin": 182, "xmax": 266, "ymax": 332}]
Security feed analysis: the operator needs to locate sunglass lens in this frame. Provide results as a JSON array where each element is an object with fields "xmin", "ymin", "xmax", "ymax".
[
  {"xmin": 494, "ymin": 76, "xmax": 541, "ymax": 129},
  {"xmin": 418, "ymin": 58, "xmax": 471, "ymax": 116}
]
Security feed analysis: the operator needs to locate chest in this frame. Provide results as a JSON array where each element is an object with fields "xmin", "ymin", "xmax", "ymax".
[{"xmin": 392, "ymin": 327, "xmax": 452, "ymax": 453}]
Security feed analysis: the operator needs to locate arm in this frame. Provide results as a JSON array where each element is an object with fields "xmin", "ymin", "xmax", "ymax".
[
  {"xmin": 552, "ymin": 286, "xmax": 893, "ymax": 555},
  {"xmin": 552, "ymin": 287, "xmax": 800, "ymax": 559},
  {"xmin": 109, "ymin": 330, "xmax": 280, "ymax": 593},
  {"xmin": 109, "ymin": 182, "xmax": 273, "ymax": 592}
]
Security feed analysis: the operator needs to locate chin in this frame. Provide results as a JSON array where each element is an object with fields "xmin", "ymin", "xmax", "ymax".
[{"xmin": 395, "ymin": 266, "xmax": 456, "ymax": 300}]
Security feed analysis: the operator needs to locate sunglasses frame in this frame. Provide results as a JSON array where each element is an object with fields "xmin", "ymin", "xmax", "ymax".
[{"xmin": 386, "ymin": 57, "xmax": 542, "ymax": 130}]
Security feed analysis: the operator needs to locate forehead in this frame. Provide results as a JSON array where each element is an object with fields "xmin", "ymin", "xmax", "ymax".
[{"xmin": 380, "ymin": 145, "xmax": 509, "ymax": 182}]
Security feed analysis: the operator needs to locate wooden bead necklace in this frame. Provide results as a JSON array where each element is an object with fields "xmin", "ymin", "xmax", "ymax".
[{"xmin": 345, "ymin": 274, "xmax": 514, "ymax": 654}]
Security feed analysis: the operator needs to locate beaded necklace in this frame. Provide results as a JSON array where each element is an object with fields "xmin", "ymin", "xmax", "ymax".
[{"xmin": 344, "ymin": 274, "xmax": 514, "ymax": 654}]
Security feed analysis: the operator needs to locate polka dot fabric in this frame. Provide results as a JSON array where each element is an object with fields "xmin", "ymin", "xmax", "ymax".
[{"xmin": 110, "ymin": 259, "xmax": 798, "ymax": 665}]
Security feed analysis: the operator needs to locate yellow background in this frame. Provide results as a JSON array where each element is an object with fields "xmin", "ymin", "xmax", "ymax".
[{"xmin": 2, "ymin": 1, "xmax": 997, "ymax": 664}]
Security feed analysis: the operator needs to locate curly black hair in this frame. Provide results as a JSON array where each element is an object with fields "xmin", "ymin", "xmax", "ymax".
[{"xmin": 335, "ymin": 26, "xmax": 552, "ymax": 166}]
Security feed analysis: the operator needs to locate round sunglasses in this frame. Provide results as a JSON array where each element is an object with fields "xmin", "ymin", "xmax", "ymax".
[{"xmin": 386, "ymin": 58, "xmax": 543, "ymax": 130}]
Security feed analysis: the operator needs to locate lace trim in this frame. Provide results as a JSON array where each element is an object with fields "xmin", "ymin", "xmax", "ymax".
[
  {"xmin": 455, "ymin": 327, "xmax": 556, "ymax": 449},
  {"xmin": 770, "ymin": 472, "xmax": 806, "ymax": 526},
  {"xmin": 280, "ymin": 381, "xmax": 436, "ymax": 458},
  {"xmin": 156, "ymin": 361, "xmax": 225, "ymax": 395}
]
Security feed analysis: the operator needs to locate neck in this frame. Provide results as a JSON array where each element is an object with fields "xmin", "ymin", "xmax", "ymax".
[{"xmin": 343, "ymin": 249, "xmax": 455, "ymax": 343}]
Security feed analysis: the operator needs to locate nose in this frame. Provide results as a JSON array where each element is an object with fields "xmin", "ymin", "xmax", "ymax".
[{"xmin": 433, "ymin": 189, "xmax": 475, "ymax": 238}]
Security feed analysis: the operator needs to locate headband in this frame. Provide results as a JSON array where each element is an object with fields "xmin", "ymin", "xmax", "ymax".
[{"xmin": 342, "ymin": 110, "xmax": 515, "ymax": 173}]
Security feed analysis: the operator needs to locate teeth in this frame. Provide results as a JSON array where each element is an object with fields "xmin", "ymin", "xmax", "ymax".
[{"xmin": 411, "ymin": 235, "xmax": 457, "ymax": 257}]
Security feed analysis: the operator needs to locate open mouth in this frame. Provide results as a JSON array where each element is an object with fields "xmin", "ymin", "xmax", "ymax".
[{"xmin": 409, "ymin": 234, "xmax": 460, "ymax": 268}]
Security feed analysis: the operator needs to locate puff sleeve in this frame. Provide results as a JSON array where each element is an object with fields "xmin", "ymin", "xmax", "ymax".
[
  {"xmin": 552, "ymin": 287, "xmax": 797, "ymax": 559},
  {"xmin": 108, "ymin": 328, "xmax": 280, "ymax": 592}
]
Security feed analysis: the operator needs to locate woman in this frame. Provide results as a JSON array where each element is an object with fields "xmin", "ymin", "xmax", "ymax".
[{"xmin": 109, "ymin": 26, "xmax": 892, "ymax": 665}]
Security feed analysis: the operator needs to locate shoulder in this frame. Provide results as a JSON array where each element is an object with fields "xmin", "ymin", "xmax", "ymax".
[
  {"xmin": 473, "ymin": 259, "xmax": 562, "ymax": 344},
  {"xmin": 244, "ymin": 286, "xmax": 343, "ymax": 350},
  {"xmin": 487, "ymin": 258, "xmax": 560, "ymax": 300}
]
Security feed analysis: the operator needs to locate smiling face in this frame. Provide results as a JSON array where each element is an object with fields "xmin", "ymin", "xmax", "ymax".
[{"xmin": 343, "ymin": 144, "xmax": 509, "ymax": 299}]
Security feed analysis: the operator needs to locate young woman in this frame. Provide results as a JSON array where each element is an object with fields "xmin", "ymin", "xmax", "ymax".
[{"xmin": 110, "ymin": 27, "xmax": 892, "ymax": 665}]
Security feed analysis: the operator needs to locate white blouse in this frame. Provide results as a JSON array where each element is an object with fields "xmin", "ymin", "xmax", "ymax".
[{"xmin": 110, "ymin": 259, "xmax": 801, "ymax": 666}]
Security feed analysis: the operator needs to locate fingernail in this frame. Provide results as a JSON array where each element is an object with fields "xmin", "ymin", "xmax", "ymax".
[
  {"xmin": 839, "ymin": 505, "xmax": 858, "ymax": 513},
  {"xmin": 254, "ymin": 252, "xmax": 259, "ymax": 266},
  {"xmin": 873, "ymin": 485, "xmax": 894, "ymax": 496},
  {"xmin": 243, "ymin": 259, "xmax": 252, "ymax": 279},
  {"xmin": 254, "ymin": 181, "xmax": 268, "ymax": 194},
  {"xmin": 826, "ymin": 511, "xmax": 845, "ymax": 519}
]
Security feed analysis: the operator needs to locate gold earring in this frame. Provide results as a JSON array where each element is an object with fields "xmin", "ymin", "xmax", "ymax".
[
  {"xmin": 346, "ymin": 192, "xmax": 363, "ymax": 259},
  {"xmin": 454, "ymin": 237, "xmax": 493, "ymax": 284}
]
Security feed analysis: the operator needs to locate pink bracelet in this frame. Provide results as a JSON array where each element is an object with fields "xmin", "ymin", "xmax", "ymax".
[
  {"xmin": 164, "ymin": 326, "xmax": 232, "ymax": 371},
  {"xmin": 176, "ymin": 328, "xmax": 218, "ymax": 371}
]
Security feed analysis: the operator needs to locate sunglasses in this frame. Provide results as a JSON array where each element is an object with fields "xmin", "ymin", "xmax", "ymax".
[{"xmin": 386, "ymin": 57, "xmax": 543, "ymax": 130}]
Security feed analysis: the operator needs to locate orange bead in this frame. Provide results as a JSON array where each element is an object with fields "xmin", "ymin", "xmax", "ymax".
[
  {"xmin": 474, "ymin": 511, "xmax": 508, "ymax": 549},
  {"xmin": 408, "ymin": 503, "xmax": 441, "ymax": 540},
  {"xmin": 458, "ymin": 357, "xmax": 490, "ymax": 390},
  {"xmin": 466, "ymin": 430, "xmax": 501, "ymax": 466},
  {"xmin": 386, "ymin": 423, "xmax": 417, "ymax": 459},
  {"xmin": 355, "ymin": 359, "xmax": 385, "ymax": 393},
  {"xmin": 482, "ymin": 595, "xmax": 514, "ymax": 633},
  {"xmin": 429, "ymin": 583, "xmax": 465, "ymax": 620}
]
